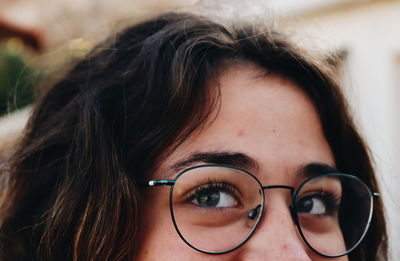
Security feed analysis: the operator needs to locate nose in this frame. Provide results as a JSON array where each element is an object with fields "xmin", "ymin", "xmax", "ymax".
[{"xmin": 235, "ymin": 190, "xmax": 313, "ymax": 261}]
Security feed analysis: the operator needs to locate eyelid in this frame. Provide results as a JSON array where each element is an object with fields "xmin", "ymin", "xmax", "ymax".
[
  {"xmin": 297, "ymin": 190, "xmax": 342, "ymax": 210},
  {"xmin": 187, "ymin": 181, "xmax": 234, "ymax": 195},
  {"xmin": 178, "ymin": 180, "xmax": 243, "ymax": 206},
  {"xmin": 194, "ymin": 179, "xmax": 237, "ymax": 192},
  {"xmin": 300, "ymin": 189, "xmax": 341, "ymax": 199}
]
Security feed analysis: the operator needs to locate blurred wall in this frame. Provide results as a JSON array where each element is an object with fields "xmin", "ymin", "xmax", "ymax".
[{"xmin": 0, "ymin": 0, "xmax": 198, "ymax": 68}]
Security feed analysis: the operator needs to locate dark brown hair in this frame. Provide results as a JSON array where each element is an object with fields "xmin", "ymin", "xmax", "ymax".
[{"xmin": 0, "ymin": 12, "xmax": 387, "ymax": 260}]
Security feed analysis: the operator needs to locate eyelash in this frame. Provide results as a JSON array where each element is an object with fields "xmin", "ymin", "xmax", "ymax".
[{"xmin": 185, "ymin": 180, "xmax": 238, "ymax": 202}]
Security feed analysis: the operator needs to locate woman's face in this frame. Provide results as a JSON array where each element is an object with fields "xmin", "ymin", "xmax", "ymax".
[{"xmin": 135, "ymin": 63, "xmax": 348, "ymax": 261}]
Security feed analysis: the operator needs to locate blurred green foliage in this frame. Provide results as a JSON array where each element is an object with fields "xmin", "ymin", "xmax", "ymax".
[{"xmin": 0, "ymin": 42, "xmax": 43, "ymax": 117}]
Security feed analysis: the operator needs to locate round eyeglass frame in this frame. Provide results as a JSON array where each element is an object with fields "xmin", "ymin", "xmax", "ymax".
[{"xmin": 143, "ymin": 164, "xmax": 377, "ymax": 258}]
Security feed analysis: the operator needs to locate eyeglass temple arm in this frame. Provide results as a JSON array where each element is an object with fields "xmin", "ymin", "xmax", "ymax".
[{"xmin": 141, "ymin": 180, "xmax": 175, "ymax": 187}]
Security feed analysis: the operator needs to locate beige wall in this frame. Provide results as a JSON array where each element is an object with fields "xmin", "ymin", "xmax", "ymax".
[{"xmin": 0, "ymin": 108, "xmax": 29, "ymax": 162}]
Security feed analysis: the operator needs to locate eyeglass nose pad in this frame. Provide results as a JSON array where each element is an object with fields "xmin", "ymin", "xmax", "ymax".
[
  {"xmin": 289, "ymin": 205, "xmax": 299, "ymax": 226},
  {"xmin": 246, "ymin": 188, "xmax": 264, "ymax": 220},
  {"xmin": 248, "ymin": 204, "xmax": 261, "ymax": 220}
]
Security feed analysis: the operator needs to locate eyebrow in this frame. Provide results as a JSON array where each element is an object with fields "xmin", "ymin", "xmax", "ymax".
[
  {"xmin": 299, "ymin": 163, "xmax": 338, "ymax": 179},
  {"xmin": 165, "ymin": 151, "xmax": 259, "ymax": 178},
  {"xmin": 163, "ymin": 150, "xmax": 337, "ymax": 180}
]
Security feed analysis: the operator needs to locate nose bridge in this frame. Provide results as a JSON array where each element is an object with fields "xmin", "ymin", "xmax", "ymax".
[
  {"xmin": 260, "ymin": 184, "xmax": 297, "ymax": 224},
  {"xmin": 261, "ymin": 185, "xmax": 296, "ymax": 210},
  {"xmin": 238, "ymin": 185, "xmax": 311, "ymax": 260},
  {"xmin": 258, "ymin": 184, "xmax": 298, "ymax": 225}
]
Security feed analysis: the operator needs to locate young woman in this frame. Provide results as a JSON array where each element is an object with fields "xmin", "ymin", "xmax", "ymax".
[{"xmin": 0, "ymin": 12, "xmax": 387, "ymax": 260}]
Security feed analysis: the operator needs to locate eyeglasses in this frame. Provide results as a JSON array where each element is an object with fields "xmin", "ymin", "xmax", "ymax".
[{"xmin": 143, "ymin": 164, "xmax": 378, "ymax": 258}]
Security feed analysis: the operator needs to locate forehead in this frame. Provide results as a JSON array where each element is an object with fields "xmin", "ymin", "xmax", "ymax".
[{"xmin": 156, "ymin": 62, "xmax": 335, "ymax": 184}]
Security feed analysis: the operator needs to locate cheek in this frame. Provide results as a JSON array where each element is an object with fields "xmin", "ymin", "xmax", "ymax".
[
  {"xmin": 133, "ymin": 191, "xmax": 195, "ymax": 260},
  {"xmin": 134, "ymin": 191, "xmax": 236, "ymax": 261},
  {"xmin": 134, "ymin": 191, "xmax": 176, "ymax": 258}
]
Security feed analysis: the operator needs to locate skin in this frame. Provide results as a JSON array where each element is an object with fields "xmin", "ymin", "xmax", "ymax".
[{"xmin": 135, "ymin": 62, "xmax": 349, "ymax": 261}]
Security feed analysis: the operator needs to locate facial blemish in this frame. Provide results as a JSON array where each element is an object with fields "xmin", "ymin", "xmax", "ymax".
[{"xmin": 238, "ymin": 130, "xmax": 245, "ymax": 137}]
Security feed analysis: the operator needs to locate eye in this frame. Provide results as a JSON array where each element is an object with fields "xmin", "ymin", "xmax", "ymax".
[
  {"xmin": 187, "ymin": 182, "xmax": 238, "ymax": 208},
  {"xmin": 296, "ymin": 195, "xmax": 328, "ymax": 215},
  {"xmin": 296, "ymin": 191, "xmax": 342, "ymax": 217},
  {"xmin": 192, "ymin": 190, "xmax": 237, "ymax": 207}
]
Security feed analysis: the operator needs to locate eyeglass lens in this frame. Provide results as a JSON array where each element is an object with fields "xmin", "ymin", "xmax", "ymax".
[
  {"xmin": 294, "ymin": 174, "xmax": 372, "ymax": 256},
  {"xmin": 170, "ymin": 166, "xmax": 372, "ymax": 256},
  {"xmin": 171, "ymin": 166, "xmax": 263, "ymax": 253}
]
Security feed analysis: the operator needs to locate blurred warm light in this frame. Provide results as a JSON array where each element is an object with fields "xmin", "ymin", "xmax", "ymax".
[
  {"xmin": 5, "ymin": 38, "xmax": 25, "ymax": 53},
  {"xmin": 67, "ymin": 38, "xmax": 94, "ymax": 58}
]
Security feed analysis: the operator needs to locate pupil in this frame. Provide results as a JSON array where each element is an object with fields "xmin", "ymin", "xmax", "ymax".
[
  {"xmin": 197, "ymin": 190, "xmax": 220, "ymax": 206},
  {"xmin": 299, "ymin": 198, "xmax": 313, "ymax": 212}
]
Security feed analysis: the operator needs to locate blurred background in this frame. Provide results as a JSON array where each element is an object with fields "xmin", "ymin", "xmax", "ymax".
[{"xmin": 0, "ymin": 0, "xmax": 399, "ymax": 259}]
